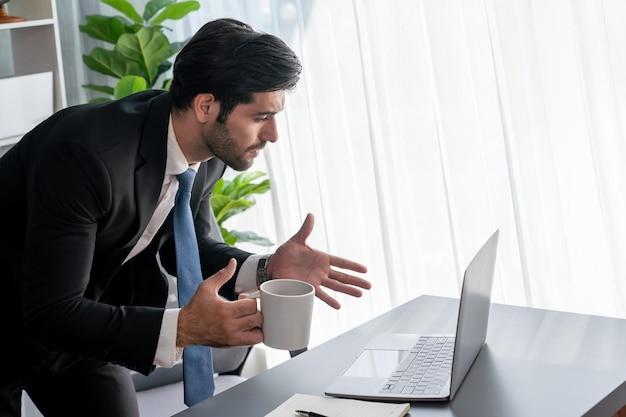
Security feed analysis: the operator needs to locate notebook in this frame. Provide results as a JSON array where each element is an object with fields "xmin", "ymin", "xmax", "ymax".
[
  {"xmin": 264, "ymin": 393, "xmax": 409, "ymax": 417},
  {"xmin": 325, "ymin": 229, "xmax": 499, "ymax": 402}
]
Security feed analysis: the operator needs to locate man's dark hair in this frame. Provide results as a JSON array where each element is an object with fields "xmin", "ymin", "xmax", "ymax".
[{"xmin": 170, "ymin": 18, "xmax": 302, "ymax": 122}]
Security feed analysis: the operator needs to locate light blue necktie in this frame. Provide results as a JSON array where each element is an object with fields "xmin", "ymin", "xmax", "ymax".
[{"xmin": 174, "ymin": 168, "xmax": 215, "ymax": 406}]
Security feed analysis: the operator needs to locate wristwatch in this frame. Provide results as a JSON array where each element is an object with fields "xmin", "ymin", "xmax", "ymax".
[{"xmin": 256, "ymin": 255, "xmax": 272, "ymax": 287}]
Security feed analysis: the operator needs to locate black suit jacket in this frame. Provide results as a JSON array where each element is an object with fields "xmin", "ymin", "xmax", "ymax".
[{"xmin": 0, "ymin": 91, "xmax": 251, "ymax": 376}]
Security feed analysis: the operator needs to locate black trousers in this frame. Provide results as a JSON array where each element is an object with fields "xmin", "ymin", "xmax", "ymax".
[{"xmin": 1, "ymin": 360, "xmax": 140, "ymax": 417}]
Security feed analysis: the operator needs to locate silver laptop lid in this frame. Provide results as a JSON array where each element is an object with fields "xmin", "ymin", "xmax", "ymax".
[{"xmin": 449, "ymin": 229, "xmax": 499, "ymax": 399}]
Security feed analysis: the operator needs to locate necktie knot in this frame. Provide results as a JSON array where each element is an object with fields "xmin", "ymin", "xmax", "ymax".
[{"xmin": 177, "ymin": 168, "xmax": 196, "ymax": 195}]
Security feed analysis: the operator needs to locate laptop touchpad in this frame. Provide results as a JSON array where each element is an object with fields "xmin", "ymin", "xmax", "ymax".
[{"xmin": 343, "ymin": 349, "xmax": 409, "ymax": 378}]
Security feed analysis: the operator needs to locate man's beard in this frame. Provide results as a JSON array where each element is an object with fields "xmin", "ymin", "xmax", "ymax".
[{"xmin": 203, "ymin": 122, "xmax": 256, "ymax": 171}]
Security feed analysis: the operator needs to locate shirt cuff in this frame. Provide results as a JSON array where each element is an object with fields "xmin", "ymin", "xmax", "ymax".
[
  {"xmin": 235, "ymin": 254, "xmax": 265, "ymax": 294},
  {"xmin": 154, "ymin": 308, "xmax": 183, "ymax": 367}
]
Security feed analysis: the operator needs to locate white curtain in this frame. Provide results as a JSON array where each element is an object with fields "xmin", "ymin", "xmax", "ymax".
[{"xmin": 57, "ymin": 0, "xmax": 626, "ymax": 360}]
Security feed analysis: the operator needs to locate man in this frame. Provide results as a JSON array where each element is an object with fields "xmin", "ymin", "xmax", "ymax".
[{"xmin": 0, "ymin": 18, "xmax": 370, "ymax": 416}]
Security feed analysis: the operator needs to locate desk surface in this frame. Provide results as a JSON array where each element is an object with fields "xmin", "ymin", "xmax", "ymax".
[{"xmin": 174, "ymin": 295, "xmax": 626, "ymax": 417}]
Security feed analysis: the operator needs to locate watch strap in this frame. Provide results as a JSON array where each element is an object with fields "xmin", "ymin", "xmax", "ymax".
[{"xmin": 256, "ymin": 255, "xmax": 272, "ymax": 287}]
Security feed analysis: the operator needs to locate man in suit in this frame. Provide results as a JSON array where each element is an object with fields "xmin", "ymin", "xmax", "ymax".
[{"xmin": 0, "ymin": 18, "xmax": 370, "ymax": 416}]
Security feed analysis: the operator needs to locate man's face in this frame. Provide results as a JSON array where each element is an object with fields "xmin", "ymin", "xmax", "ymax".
[{"xmin": 202, "ymin": 91, "xmax": 285, "ymax": 171}]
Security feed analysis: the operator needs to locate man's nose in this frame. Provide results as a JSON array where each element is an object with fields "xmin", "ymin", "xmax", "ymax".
[{"xmin": 259, "ymin": 116, "xmax": 278, "ymax": 143}]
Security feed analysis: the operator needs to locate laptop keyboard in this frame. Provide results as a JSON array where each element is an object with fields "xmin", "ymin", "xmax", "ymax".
[{"xmin": 380, "ymin": 336, "xmax": 455, "ymax": 396}]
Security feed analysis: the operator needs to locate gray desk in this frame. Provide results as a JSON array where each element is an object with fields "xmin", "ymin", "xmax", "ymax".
[{"xmin": 174, "ymin": 295, "xmax": 626, "ymax": 417}]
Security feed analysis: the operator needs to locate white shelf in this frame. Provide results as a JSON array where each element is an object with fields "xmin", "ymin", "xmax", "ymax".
[
  {"xmin": 0, "ymin": 0, "xmax": 65, "ymax": 146},
  {"xmin": 0, "ymin": 18, "xmax": 54, "ymax": 31}
]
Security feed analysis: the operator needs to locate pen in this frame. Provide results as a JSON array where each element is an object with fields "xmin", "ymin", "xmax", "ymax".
[{"xmin": 295, "ymin": 410, "xmax": 329, "ymax": 417}]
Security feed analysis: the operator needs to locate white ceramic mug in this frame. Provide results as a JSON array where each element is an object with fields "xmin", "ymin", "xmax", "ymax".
[{"xmin": 244, "ymin": 279, "xmax": 315, "ymax": 350}]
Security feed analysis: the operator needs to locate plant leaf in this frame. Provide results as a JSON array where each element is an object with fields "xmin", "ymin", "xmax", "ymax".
[
  {"xmin": 114, "ymin": 76, "xmax": 148, "ymax": 99},
  {"xmin": 149, "ymin": 1, "xmax": 201, "ymax": 25},
  {"xmin": 237, "ymin": 171, "xmax": 268, "ymax": 184},
  {"xmin": 212, "ymin": 178, "xmax": 224, "ymax": 194},
  {"xmin": 170, "ymin": 40, "xmax": 187, "ymax": 55},
  {"xmin": 154, "ymin": 61, "xmax": 172, "ymax": 84},
  {"xmin": 215, "ymin": 199, "xmax": 253, "ymax": 224},
  {"xmin": 129, "ymin": 23, "xmax": 145, "ymax": 33},
  {"xmin": 82, "ymin": 84, "xmax": 115, "ymax": 95},
  {"xmin": 83, "ymin": 48, "xmax": 143, "ymax": 79},
  {"xmin": 88, "ymin": 97, "xmax": 112, "ymax": 103},
  {"xmin": 221, "ymin": 228, "xmax": 237, "ymax": 246},
  {"xmin": 143, "ymin": 0, "xmax": 175, "ymax": 22},
  {"xmin": 231, "ymin": 180, "xmax": 270, "ymax": 200},
  {"xmin": 223, "ymin": 171, "xmax": 266, "ymax": 196},
  {"xmin": 210, "ymin": 194, "xmax": 230, "ymax": 220},
  {"xmin": 102, "ymin": 0, "xmax": 143, "ymax": 24},
  {"xmin": 116, "ymin": 28, "xmax": 173, "ymax": 85},
  {"xmin": 79, "ymin": 15, "xmax": 134, "ymax": 44},
  {"xmin": 230, "ymin": 230, "xmax": 274, "ymax": 246}
]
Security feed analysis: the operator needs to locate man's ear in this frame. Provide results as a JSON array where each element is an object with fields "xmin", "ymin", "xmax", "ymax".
[{"xmin": 193, "ymin": 93, "xmax": 219, "ymax": 123}]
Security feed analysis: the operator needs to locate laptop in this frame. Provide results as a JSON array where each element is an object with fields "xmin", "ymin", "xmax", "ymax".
[{"xmin": 325, "ymin": 229, "xmax": 499, "ymax": 402}]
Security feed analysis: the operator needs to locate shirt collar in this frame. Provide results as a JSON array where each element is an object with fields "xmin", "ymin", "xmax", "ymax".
[{"xmin": 166, "ymin": 114, "xmax": 201, "ymax": 176}]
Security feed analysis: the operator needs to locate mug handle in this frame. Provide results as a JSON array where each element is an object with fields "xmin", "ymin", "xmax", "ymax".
[{"xmin": 241, "ymin": 290, "xmax": 260, "ymax": 300}]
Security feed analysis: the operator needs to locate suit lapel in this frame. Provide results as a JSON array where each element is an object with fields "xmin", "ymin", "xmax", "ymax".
[{"xmin": 133, "ymin": 92, "xmax": 171, "ymax": 243}]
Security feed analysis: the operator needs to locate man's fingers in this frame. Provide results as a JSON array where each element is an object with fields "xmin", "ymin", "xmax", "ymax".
[
  {"xmin": 231, "ymin": 298, "xmax": 260, "ymax": 317},
  {"xmin": 203, "ymin": 258, "xmax": 237, "ymax": 295},
  {"xmin": 291, "ymin": 213, "xmax": 315, "ymax": 245},
  {"xmin": 237, "ymin": 327, "xmax": 263, "ymax": 346},
  {"xmin": 322, "ymin": 272, "xmax": 364, "ymax": 297},
  {"xmin": 222, "ymin": 301, "xmax": 263, "ymax": 345},
  {"xmin": 209, "ymin": 300, "xmax": 263, "ymax": 346},
  {"xmin": 329, "ymin": 270, "xmax": 372, "ymax": 290},
  {"xmin": 329, "ymin": 254, "xmax": 368, "ymax": 274},
  {"xmin": 238, "ymin": 307, "xmax": 263, "ymax": 329},
  {"xmin": 314, "ymin": 287, "xmax": 341, "ymax": 310}
]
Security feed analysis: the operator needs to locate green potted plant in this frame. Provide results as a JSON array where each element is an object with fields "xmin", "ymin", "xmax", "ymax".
[
  {"xmin": 79, "ymin": 0, "xmax": 200, "ymax": 102},
  {"xmin": 211, "ymin": 171, "xmax": 274, "ymax": 247}
]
